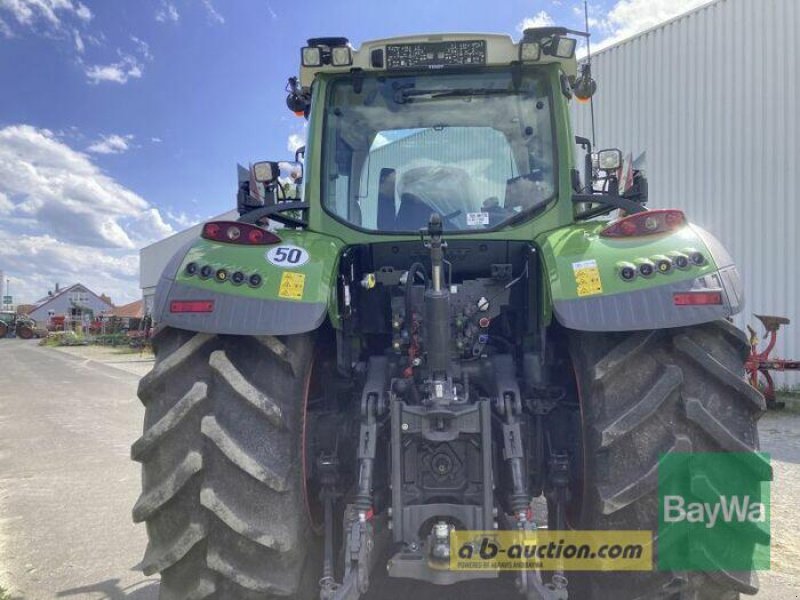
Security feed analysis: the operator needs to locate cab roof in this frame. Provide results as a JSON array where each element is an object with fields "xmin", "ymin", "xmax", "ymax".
[{"xmin": 298, "ymin": 31, "xmax": 579, "ymax": 88}]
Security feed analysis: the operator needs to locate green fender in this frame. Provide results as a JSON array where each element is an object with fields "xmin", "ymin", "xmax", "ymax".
[
  {"xmin": 535, "ymin": 220, "xmax": 744, "ymax": 331},
  {"xmin": 153, "ymin": 228, "xmax": 344, "ymax": 335}
]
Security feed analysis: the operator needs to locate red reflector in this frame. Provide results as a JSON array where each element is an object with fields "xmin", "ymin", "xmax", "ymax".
[
  {"xmin": 170, "ymin": 300, "xmax": 215, "ymax": 313},
  {"xmin": 601, "ymin": 209, "xmax": 686, "ymax": 238},
  {"xmin": 673, "ymin": 291, "xmax": 723, "ymax": 306}
]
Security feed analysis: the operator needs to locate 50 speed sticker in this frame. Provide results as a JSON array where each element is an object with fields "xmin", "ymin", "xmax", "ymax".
[
  {"xmin": 278, "ymin": 272, "xmax": 305, "ymax": 300},
  {"xmin": 572, "ymin": 259, "xmax": 603, "ymax": 297},
  {"xmin": 266, "ymin": 245, "xmax": 309, "ymax": 267}
]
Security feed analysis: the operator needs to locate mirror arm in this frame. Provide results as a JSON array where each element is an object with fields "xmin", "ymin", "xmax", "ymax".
[
  {"xmin": 572, "ymin": 192, "xmax": 647, "ymax": 215},
  {"xmin": 575, "ymin": 136, "xmax": 593, "ymax": 193},
  {"xmin": 237, "ymin": 201, "xmax": 309, "ymax": 227}
]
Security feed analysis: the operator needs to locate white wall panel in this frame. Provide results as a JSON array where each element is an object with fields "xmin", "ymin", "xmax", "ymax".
[{"xmin": 573, "ymin": 0, "xmax": 799, "ymax": 386}]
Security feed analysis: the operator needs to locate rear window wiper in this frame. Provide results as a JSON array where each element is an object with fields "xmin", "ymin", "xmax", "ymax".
[{"xmin": 394, "ymin": 87, "xmax": 518, "ymax": 103}]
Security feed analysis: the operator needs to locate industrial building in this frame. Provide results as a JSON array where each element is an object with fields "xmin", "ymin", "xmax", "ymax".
[
  {"xmin": 140, "ymin": 0, "xmax": 798, "ymax": 385},
  {"xmin": 571, "ymin": 0, "xmax": 798, "ymax": 380}
]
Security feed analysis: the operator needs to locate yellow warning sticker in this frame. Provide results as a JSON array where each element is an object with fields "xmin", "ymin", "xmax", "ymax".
[
  {"xmin": 278, "ymin": 271, "xmax": 306, "ymax": 300},
  {"xmin": 572, "ymin": 259, "xmax": 603, "ymax": 297}
]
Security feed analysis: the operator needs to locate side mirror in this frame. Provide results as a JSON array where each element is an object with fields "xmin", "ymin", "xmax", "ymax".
[
  {"xmin": 597, "ymin": 149, "xmax": 622, "ymax": 171},
  {"xmin": 252, "ymin": 161, "xmax": 279, "ymax": 183}
]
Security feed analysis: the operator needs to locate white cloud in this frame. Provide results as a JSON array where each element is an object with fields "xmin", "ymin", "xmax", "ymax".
[
  {"xmin": 84, "ymin": 55, "xmax": 143, "ymax": 84},
  {"xmin": 0, "ymin": 0, "xmax": 91, "ymax": 29},
  {"xmin": 72, "ymin": 27, "xmax": 83, "ymax": 52},
  {"xmin": 86, "ymin": 133, "xmax": 134, "ymax": 155},
  {"xmin": 166, "ymin": 209, "xmax": 202, "ymax": 228},
  {"xmin": 73, "ymin": 1, "xmax": 90, "ymax": 21},
  {"xmin": 130, "ymin": 35, "xmax": 153, "ymax": 61},
  {"xmin": 0, "ymin": 125, "xmax": 173, "ymax": 249},
  {"xmin": 517, "ymin": 10, "xmax": 555, "ymax": 32},
  {"xmin": 0, "ymin": 233, "xmax": 141, "ymax": 304},
  {"xmin": 155, "ymin": 1, "xmax": 179, "ymax": 23},
  {"xmin": 0, "ymin": 125, "xmax": 174, "ymax": 304},
  {"xmin": 287, "ymin": 133, "xmax": 304, "ymax": 152},
  {"xmin": 0, "ymin": 191, "xmax": 13, "ymax": 214},
  {"xmin": 266, "ymin": 3, "xmax": 277, "ymax": 19},
  {"xmin": 84, "ymin": 36, "xmax": 152, "ymax": 84},
  {"xmin": 150, "ymin": 136, "xmax": 163, "ymax": 143},
  {"xmin": 0, "ymin": 15, "xmax": 12, "ymax": 36},
  {"xmin": 592, "ymin": 0, "xmax": 715, "ymax": 51},
  {"xmin": 201, "ymin": 0, "xmax": 224, "ymax": 24}
]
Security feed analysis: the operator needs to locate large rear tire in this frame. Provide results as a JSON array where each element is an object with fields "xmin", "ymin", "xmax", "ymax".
[
  {"xmin": 0, "ymin": 322, "xmax": 8, "ymax": 338},
  {"xmin": 133, "ymin": 327, "xmax": 319, "ymax": 599},
  {"xmin": 568, "ymin": 320, "xmax": 767, "ymax": 600}
]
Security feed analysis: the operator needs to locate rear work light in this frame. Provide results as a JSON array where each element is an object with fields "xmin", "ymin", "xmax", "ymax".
[
  {"xmin": 600, "ymin": 209, "xmax": 686, "ymax": 238},
  {"xmin": 202, "ymin": 221, "xmax": 281, "ymax": 246},
  {"xmin": 673, "ymin": 291, "xmax": 723, "ymax": 306},
  {"xmin": 170, "ymin": 300, "xmax": 215, "ymax": 313}
]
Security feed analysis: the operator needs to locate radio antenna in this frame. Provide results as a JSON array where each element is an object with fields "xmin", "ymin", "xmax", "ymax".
[{"xmin": 584, "ymin": 0, "xmax": 597, "ymax": 147}]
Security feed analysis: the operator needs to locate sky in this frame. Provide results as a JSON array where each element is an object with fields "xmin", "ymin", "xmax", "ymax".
[{"xmin": 0, "ymin": 0, "xmax": 714, "ymax": 305}]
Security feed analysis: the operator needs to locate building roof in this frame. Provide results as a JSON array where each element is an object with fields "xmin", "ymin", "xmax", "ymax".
[
  {"xmin": 31, "ymin": 283, "xmax": 114, "ymax": 314},
  {"xmin": 112, "ymin": 299, "xmax": 144, "ymax": 319}
]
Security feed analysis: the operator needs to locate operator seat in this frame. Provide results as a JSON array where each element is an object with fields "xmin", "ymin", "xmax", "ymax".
[
  {"xmin": 395, "ymin": 193, "xmax": 434, "ymax": 231},
  {"xmin": 395, "ymin": 165, "xmax": 477, "ymax": 231},
  {"xmin": 377, "ymin": 168, "xmax": 397, "ymax": 231}
]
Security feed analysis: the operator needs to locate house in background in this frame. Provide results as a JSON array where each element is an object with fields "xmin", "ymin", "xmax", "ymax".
[
  {"xmin": 28, "ymin": 283, "xmax": 114, "ymax": 327},
  {"xmin": 111, "ymin": 299, "xmax": 145, "ymax": 329}
]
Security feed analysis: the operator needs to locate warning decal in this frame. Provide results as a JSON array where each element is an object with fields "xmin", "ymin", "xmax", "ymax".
[
  {"xmin": 572, "ymin": 259, "xmax": 603, "ymax": 297},
  {"xmin": 278, "ymin": 272, "xmax": 306, "ymax": 300}
]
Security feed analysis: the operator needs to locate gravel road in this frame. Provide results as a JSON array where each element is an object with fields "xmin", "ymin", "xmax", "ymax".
[{"xmin": 0, "ymin": 339, "xmax": 796, "ymax": 599}]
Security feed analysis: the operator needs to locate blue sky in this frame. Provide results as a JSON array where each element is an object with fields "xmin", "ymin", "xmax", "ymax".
[{"xmin": 0, "ymin": 0, "xmax": 712, "ymax": 304}]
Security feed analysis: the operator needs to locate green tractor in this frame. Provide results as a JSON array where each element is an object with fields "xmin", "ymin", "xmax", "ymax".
[
  {"xmin": 134, "ymin": 29, "xmax": 766, "ymax": 600},
  {"xmin": 0, "ymin": 311, "xmax": 36, "ymax": 339}
]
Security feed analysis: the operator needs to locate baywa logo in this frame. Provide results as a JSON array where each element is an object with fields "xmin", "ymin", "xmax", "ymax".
[
  {"xmin": 663, "ymin": 494, "xmax": 766, "ymax": 529},
  {"xmin": 658, "ymin": 452, "xmax": 772, "ymax": 571}
]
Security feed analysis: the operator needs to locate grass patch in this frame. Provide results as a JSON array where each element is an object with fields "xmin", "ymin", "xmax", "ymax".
[
  {"xmin": 38, "ymin": 331, "xmax": 88, "ymax": 346},
  {"xmin": 0, "ymin": 586, "xmax": 12, "ymax": 600}
]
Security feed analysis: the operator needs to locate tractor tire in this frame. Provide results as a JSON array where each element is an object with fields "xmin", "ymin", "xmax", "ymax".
[
  {"xmin": 17, "ymin": 326, "xmax": 34, "ymax": 340},
  {"xmin": 568, "ymin": 320, "xmax": 767, "ymax": 600},
  {"xmin": 0, "ymin": 322, "xmax": 7, "ymax": 338},
  {"xmin": 133, "ymin": 327, "xmax": 319, "ymax": 599}
]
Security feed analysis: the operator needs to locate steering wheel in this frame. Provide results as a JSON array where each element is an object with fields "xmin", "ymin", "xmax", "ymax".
[{"xmin": 238, "ymin": 201, "xmax": 309, "ymax": 227}]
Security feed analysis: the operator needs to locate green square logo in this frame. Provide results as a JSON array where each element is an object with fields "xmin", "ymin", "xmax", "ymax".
[{"xmin": 658, "ymin": 452, "xmax": 771, "ymax": 571}]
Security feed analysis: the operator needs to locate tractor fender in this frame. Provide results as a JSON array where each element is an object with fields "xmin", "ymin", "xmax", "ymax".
[
  {"xmin": 152, "ymin": 230, "xmax": 344, "ymax": 336},
  {"xmin": 536, "ymin": 221, "xmax": 743, "ymax": 332}
]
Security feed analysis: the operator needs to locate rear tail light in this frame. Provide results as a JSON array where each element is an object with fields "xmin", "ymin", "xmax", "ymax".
[
  {"xmin": 170, "ymin": 300, "xmax": 215, "ymax": 313},
  {"xmin": 202, "ymin": 221, "xmax": 281, "ymax": 245},
  {"xmin": 673, "ymin": 291, "xmax": 723, "ymax": 306},
  {"xmin": 600, "ymin": 209, "xmax": 686, "ymax": 238}
]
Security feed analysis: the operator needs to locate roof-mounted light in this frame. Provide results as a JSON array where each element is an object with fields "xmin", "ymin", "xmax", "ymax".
[
  {"xmin": 519, "ymin": 41, "xmax": 541, "ymax": 62},
  {"xmin": 549, "ymin": 36, "xmax": 577, "ymax": 58},
  {"xmin": 301, "ymin": 46, "xmax": 322, "ymax": 67},
  {"xmin": 331, "ymin": 46, "xmax": 352, "ymax": 66},
  {"xmin": 523, "ymin": 27, "xmax": 580, "ymax": 59},
  {"xmin": 302, "ymin": 36, "xmax": 352, "ymax": 68}
]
